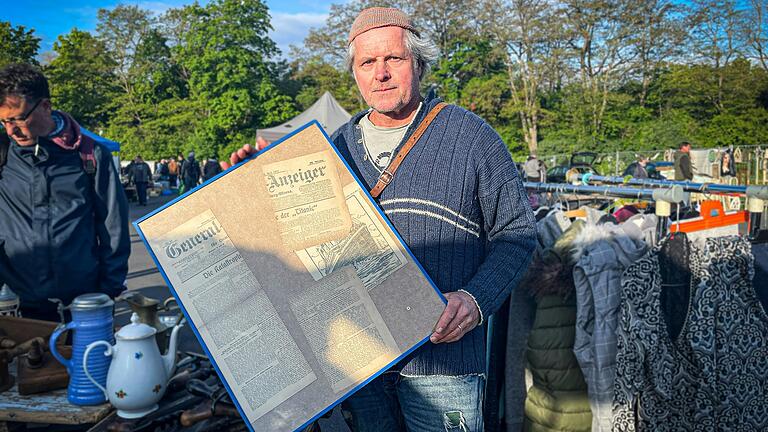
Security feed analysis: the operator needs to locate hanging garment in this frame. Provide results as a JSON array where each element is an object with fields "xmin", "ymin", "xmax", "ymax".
[
  {"xmin": 537, "ymin": 210, "xmax": 572, "ymax": 249},
  {"xmin": 572, "ymin": 222, "xmax": 649, "ymax": 432},
  {"xmin": 613, "ymin": 236, "xmax": 768, "ymax": 432},
  {"xmin": 523, "ymin": 220, "xmax": 592, "ymax": 432},
  {"xmin": 524, "ymin": 294, "xmax": 592, "ymax": 432}
]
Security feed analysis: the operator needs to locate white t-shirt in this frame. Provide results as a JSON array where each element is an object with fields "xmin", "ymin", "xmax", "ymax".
[{"xmin": 359, "ymin": 103, "xmax": 423, "ymax": 172}]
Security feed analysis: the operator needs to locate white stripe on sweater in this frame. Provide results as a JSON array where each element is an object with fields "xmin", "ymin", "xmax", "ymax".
[
  {"xmin": 379, "ymin": 198, "xmax": 480, "ymax": 229},
  {"xmin": 383, "ymin": 208, "xmax": 481, "ymax": 238}
]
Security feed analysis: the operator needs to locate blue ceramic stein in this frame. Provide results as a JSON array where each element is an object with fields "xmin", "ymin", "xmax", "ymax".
[{"xmin": 49, "ymin": 293, "xmax": 115, "ymax": 405}]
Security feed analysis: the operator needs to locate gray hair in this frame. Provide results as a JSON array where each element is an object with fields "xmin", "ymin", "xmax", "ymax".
[{"xmin": 346, "ymin": 29, "xmax": 438, "ymax": 80}]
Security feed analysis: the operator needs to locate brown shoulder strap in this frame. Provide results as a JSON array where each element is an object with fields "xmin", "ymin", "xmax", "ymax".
[{"xmin": 369, "ymin": 102, "xmax": 447, "ymax": 198}]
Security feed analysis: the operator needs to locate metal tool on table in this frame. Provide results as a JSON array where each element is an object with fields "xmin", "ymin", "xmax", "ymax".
[
  {"xmin": 49, "ymin": 293, "xmax": 115, "ymax": 405},
  {"xmin": 0, "ymin": 336, "xmax": 45, "ymax": 392},
  {"xmin": 180, "ymin": 400, "xmax": 240, "ymax": 427},
  {"xmin": 167, "ymin": 364, "xmax": 212, "ymax": 393},
  {"xmin": 84, "ymin": 312, "xmax": 183, "ymax": 419},
  {"xmin": 0, "ymin": 315, "xmax": 72, "ymax": 394}
]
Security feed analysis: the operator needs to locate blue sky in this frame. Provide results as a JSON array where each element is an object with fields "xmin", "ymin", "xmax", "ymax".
[{"xmin": 4, "ymin": 0, "xmax": 333, "ymax": 60}]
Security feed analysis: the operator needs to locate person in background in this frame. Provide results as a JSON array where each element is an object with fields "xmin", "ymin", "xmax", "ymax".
[
  {"xmin": 180, "ymin": 151, "xmax": 201, "ymax": 193},
  {"xmin": 224, "ymin": 7, "xmax": 537, "ymax": 431},
  {"xmin": 626, "ymin": 155, "xmax": 649, "ymax": 179},
  {"xmin": 524, "ymin": 154, "xmax": 545, "ymax": 182},
  {"xmin": 129, "ymin": 154, "xmax": 151, "ymax": 206},
  {"xmin": 176, "ymin": 153, "xmax": 185, "ymax": 178},
  {"xmin": 168, "ymin": 156, "xmax": 178, "ymax": 187},
  {"xmin": 674, "ymin": 141, "xmax": 693, "ymax": 181},
  {"xmin": 155, "ymin": 158, "xmax": 169, "ymax": 182},
  {"xmin": 0, "ymin": 63, "xmax": 129, "ymax": 321},
  {"xmin": 202, "ymin": 155, "xmax": 222, "ymax": 182}
]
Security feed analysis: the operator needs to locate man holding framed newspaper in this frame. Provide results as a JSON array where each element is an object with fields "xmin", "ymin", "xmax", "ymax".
[{"xmin": 224, "ymin": 7, "xmax": 537, "ymax": 432}]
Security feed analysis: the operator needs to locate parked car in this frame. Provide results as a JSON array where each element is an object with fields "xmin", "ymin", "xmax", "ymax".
[
  {"xmin": 546, "ymin": 152, "xmax": 600, "ymax": 183},
  {"xmin": 622, "ymin": 161, "xmax": 671, "ymax": 180}
]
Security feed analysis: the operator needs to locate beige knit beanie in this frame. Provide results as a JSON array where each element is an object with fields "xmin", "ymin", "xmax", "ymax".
[{"xmin": 348, "ymin": 7, "xmax": 419, "ymax": 44}]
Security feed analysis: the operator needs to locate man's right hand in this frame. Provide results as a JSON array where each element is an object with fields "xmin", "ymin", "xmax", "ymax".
[{"xmin": 220, "ymin": 136, "xmax": 269, "ymax": 170}]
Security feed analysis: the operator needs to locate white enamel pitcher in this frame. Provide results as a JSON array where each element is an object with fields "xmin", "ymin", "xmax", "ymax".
[{"xmin": 83, "ymin": 312, "xmax": 183, "ymax": 418}]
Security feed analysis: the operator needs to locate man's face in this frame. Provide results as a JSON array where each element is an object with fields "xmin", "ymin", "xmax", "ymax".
[
  {"xmin": 682, "ymin": 144, "xmax": 691, "ymax": 153},
  {"xmin": 352, "ymin": 26, "xmax": 420, "ymax": 118},
  {"xmin": 0, "ymin": 95, "xmax": 53, "ymax": 147}
]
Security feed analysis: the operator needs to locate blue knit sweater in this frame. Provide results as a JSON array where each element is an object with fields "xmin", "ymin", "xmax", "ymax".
[{"xmin": 331, "ymin": 96, "xmax": 537, "ymax": 376}]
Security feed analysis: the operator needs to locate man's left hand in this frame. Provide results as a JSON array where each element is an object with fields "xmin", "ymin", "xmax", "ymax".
[{"xmin": 430, "ymin": 291, "xmax": 480, "ymax": 344}]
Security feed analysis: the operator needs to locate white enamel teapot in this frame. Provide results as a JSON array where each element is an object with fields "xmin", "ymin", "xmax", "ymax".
[{"xmin": 83, "ymin": 312, "xmax": 183, "ymax": 418}]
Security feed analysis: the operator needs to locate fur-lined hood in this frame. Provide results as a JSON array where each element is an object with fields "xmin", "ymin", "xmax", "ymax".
[{"xmin": 570, "ymin": 221, "xmax": 648, "ymax": 267}]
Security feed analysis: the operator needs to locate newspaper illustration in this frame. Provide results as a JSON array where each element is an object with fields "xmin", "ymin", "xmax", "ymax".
[
  {"xmin": 295, "ymin": 184, "xmax": 407, "ymax": 290},
  {"xmin": 288, "ymin": 267, "xmax": 399, "ymax": 393},
  {"xmin": 150, "ymin": 210, "xmax": 316, "ymax": 423},
  {"xmin": 262, "ymin": 150, "xmax": 352, "ymax": 250}
]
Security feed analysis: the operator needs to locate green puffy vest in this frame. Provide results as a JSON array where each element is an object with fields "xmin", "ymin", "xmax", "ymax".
[{"xmin": 524, "ymin": 294, "xmax": 592, "ymax": 432}]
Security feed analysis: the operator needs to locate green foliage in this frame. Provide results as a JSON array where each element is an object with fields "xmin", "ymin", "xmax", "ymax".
[
  {"xmin": 0, "ymin": 21, "xmax": 40, "ymax": 67},
  {"xmin": 292, "ymin": 60, "xmax": 363, "ymax": 113},
  {"xmin": 2, "ymin": 0, "xmax": 768, "ymax": 163},
  {"xmin": 430, "ymin": 38, "xmax": 505, "ymax": 103},
  {"xmin": 95, "ymin": 0, "xmax": 298, "ymax": 160},
  {"xmin": 45, "ymin": 29, "xmax": 116, "ymax": 129}
]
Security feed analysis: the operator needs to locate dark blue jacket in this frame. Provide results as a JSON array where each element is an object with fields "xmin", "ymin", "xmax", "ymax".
[
  {"xmin": 332, "ymin": 96, "xmax": 536, "ymax": 376},
  {"xmin": 0, "ymin": 137, "xmax": 130, "ymax": 320}
]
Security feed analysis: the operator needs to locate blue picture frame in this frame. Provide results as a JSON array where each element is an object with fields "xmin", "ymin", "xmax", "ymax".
[{"xmin": 134, "ymin": 120, "xmax": 447, "ymax": 432}]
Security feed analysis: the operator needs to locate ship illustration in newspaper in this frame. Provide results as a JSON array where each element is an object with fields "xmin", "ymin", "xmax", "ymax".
[{"xmin": 296, "ymin": 186, "xmax": 407, "ymax": 290}]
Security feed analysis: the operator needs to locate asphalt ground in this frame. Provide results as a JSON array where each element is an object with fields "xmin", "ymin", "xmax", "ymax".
[{"xmin": 124, "ymin": 191, "xmax": 350, "ymax": 432}]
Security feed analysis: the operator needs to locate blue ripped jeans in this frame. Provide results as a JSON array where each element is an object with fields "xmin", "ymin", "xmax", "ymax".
[{"xmin": 340, "ymin": 372, "xmax": 485, "ymax": 432}]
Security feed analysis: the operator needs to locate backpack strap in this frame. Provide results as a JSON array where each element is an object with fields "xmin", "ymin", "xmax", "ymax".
[{"xmin": 369, "ymin": 102, "xmax": 447, "ymax": 198}]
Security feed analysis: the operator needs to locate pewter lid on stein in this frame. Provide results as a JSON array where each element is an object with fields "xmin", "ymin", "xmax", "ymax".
[
  {"xmin": 116, "ymin": 312, "xmax": 157, "ymax": 340},
  {"xmin": 70, "ymin": 293, "xmax": 115, "ymax": 311},
  {"xmin": 0, "ymin": 284, "xmax": 18, "ymax": 302}
]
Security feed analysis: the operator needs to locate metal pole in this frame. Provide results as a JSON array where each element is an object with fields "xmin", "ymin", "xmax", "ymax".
[
  {"xmin": 524, "ymin": 182, "xmax": 659, "ymax": 200},
  {"xmin": 577, "ymin": 173, "xmax": 752, "ymax": 195}
]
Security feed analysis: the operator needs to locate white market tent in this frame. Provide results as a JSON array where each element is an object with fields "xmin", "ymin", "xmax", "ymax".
[{"xmin": 257, "ymin": 91, "xmax": 352, "ymax": 142}]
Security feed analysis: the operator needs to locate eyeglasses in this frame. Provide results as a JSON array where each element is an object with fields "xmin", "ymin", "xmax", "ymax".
[{"xmin": 0, "ymin": 98, "xmax": 43, "ymax": 127}]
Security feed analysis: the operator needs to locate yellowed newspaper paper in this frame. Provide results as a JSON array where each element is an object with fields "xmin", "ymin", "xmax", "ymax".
[
  {"xmin": 262, "ymin": 150, "xmax": 352, "ymax": 250},
  {"xmin": 288, "ymin": 267, "xmax": 399, "ymax": 394},
  {"xmin": 149, "ymin": 209, "xmax": 316, "ymax": 423},
  {"xmin": 295, "ymin": 184, "xmax": 407, "ymax": 290}
]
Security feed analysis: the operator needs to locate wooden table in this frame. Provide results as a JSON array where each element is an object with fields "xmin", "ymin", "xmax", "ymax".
[{"xmin": 0, "ymin": 360, "xmax": 112, "ymax": 429}]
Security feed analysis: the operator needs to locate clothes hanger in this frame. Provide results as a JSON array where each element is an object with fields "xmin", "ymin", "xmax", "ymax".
[
  {"xmin": 564, "ymin": 208, "xmax": 587, "ymax": 219},
  {"xmin": 673, "ymin": 200, "xmax": 749, "ymax": 235}
]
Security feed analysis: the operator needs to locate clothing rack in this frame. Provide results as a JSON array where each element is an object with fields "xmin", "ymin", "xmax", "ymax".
[
  {"xmin": 571, "ymin": 174, "xmax": 768, "ymax": 241},
  {"xmin": 574, "ymin": 173, "xmax": 754, "ymax": 195},
  {"xmin": 524, "ymin": 182, "xmax": 685, "ymax": 239},
  {"xmin": 524, "ymin": 182, "xmax": 684, "ymax": 201}
]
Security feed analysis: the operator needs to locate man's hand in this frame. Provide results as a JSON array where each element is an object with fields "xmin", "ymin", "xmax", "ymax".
[
  {"xmin": 219, "ymin": 137, "xmax": 269, "ymax": 170},
  {"xmin": 430, "ymin": 291, "xmax": 480, "ymax": 344}
]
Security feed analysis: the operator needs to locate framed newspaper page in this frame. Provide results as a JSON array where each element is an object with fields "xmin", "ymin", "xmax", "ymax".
[{"xmin": 134, "ymin": 121, "xmax": 446, "ymax": 432}]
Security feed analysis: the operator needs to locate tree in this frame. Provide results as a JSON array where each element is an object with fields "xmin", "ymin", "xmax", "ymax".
[
  {"xmin": 169, "ymin": 0, "xmax": 297, "ymax": 156},
  {"xmin": 430, "ymin": 37, "xmax": 505, "ymax": 103},
  {"xmin": 0, "ymin": 21, "xmax": 40, "ymax": 67},
  {"xmin": 745, "ymin": 0, "xmax": 768, "ymax": 71},
  {"xmin": 625, "ymin": 1, "xmax": 688, "ymax": 106},
  {"xmin": 291, "ymin": 59, "xmax": 363, "ymax": 113},
  {"xmin": 96, "ymin": 5, "xmax": 154, "ymax": 125},
  {"xmin": 479, "ymin": 0, "xmax": 562, "ymax": 155},
  {"xmin": 45, "ymin": 29, "xmax": 116, "ymax": 129},
  {"xmin": 689, "ymin": 0, "xmax": 746, "ymax": 112},
  {"xmin": 561, "ymin": 0, "xmax": 638, "ymax": 144},
  {"xmin": 303, "ymin": 0, "xmax": 397, "ymax": 68}
]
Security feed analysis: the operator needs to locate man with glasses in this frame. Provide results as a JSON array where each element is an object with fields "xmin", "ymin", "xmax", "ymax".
[{"xmin": 0, "ymin": 63, "xmax": 130, "ymax": 321}]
